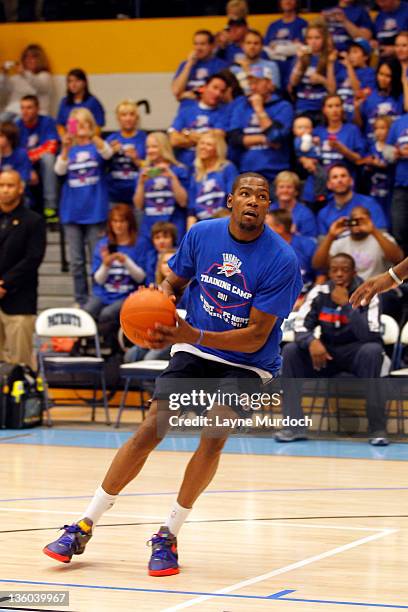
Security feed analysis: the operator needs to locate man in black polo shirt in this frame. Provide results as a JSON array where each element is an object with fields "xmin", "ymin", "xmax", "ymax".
[{"xmin": 0, "ymin": 169, "xmax": 46, "ymax": 365}]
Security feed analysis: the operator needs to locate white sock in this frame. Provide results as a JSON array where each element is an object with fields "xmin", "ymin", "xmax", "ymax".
[
  {"xmin": 165, "ymin": 501, "xmax": 192, "ymax": 536},
  {"xmin": 81, "ymin": 486, "xmax": 117, "ymax": 525}
]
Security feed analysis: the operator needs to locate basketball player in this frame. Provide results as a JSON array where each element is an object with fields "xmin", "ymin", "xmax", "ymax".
[
  {"xmin": 43, "ymin": 172, "xmax": 302, "ymax": 576},
  {"xmin": 350, "ymin": 258, "xmax": 408, "ymax": 307}
]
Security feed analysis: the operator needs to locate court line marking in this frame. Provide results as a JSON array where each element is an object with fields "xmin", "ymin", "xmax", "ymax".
[
  {"xmin": 2, "ymin": 486, "xmax": 408, "ymax": 503},
  {"xmin": 275, "ymin": 590, "xmax": 408, "ymax": 609},
  {"xmin": 159, "ymin": 527, "xmax": 398, "ymax": 611}
]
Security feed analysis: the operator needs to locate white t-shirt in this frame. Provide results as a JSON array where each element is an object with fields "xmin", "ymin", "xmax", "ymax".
[{"xmin": 329, "ymin": 232, "xmax": 396, "ymax": 280}]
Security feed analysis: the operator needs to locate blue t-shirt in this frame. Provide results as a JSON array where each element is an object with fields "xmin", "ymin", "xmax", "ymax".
[
  {"xmin": 136, "ymin": 164, "xmax": 189, "ymax": 246},
  {"xmin": 360, "ymin": 89, "xmax": 404, "ymax": 140},
  {"xmin": 169, "ymin": 101, "xmax": 230, "ymax": 167},
  {"xmin": 326, "ymin": 5, "xmax": 373, "ymax": 51},
  {"xmin": 387, "ymin": 113, "xmax": 408, "ymax": 187},
  {"xmin": 374, "ymin": 3, "xmax": 408, "ymax": 47},
  {"xmin": 269, "ymin": 201, "xmax": 318, "ymax": 238},
  {"xmin": 59, "ymin": 143, "xmax": 109, "ymax": 224},
  {"xmin": 317, "ymin": 192, "xmax": 387, "ymax": 235},
  {"xmin": 106, "ymin": 131, "xmax": 147, "ymax": 204},
  {"xmin": 169, "ymin": 218, "xmax": 302, "ymax": 375},
  {"xmin": 293, "ymin": 56, "xmax": 342, "ymax": 113},
  {"xmin": 336, "ymin": 66, "xmax": 376, "ymax": 122},
  {"xmin": 57, "ymin": 95, "xmax": 105, "ymax": 127},
  {"xmin": 264, "ymin": 16, "xmax": 307, "ymax": 46},
  {"xmin": 290, "ymin": 233, "xmax": 317, "ymax": 289},
  {"xmin": 0, "ymin": 148, "xmax": 32, "ymax": 183},
  {"xmin": 188, "ymin": 162, "xmax": 238, "ymax": 220},
  {"xmin": 173, "ymin": 57, "xmax": 228, "ymax": 93},
  {"xmin": 218, "ymin": 43, "xmax": 246, "ymax": 66},
  {"xmin": 228, "ymin": 94, "xmax": 294, "ymax": 179},
  {"xmin": 313, "ymin": 123, "xmax": 366, "ymax": 168},
  {"xmin": 366, "ymin": 141, "xmax": 394, "ymax": 207},
  {"xmin": 92, "ymin": 237, "xmax": 146, "ymax": 304},
  {"xmin": 16, "ymin": 115, "xmax": 59, "ymax": 153}
]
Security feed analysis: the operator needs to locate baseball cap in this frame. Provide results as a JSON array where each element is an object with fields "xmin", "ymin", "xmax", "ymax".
[
  {"xmin": 347, "ymin": 37, "xmax": 372, "ymax": 56},
  {"xmin": 227, "ymin": 17, "xmax": 247, "ymax": 28},
  {"xmin": 248, "ymin": 65, "xmax": 273, "ymax": 80}
]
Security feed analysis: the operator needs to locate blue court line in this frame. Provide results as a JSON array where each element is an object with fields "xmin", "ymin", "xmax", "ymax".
[
  {"xmin": 2, "ymin": 486, "xmax": 408, "ymax": 504},
  {"xmin": 1, "ymin": 581, "xmax": 407, "ymax": 609}
]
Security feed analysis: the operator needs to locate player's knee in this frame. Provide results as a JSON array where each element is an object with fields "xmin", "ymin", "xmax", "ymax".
[{"xmin": 198, "ymin": 436, "xmax": 227, "ymax": 455}]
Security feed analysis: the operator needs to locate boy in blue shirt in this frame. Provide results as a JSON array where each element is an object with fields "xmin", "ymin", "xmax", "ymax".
[{"xmin": 43, "ymin": 172, "xmax": 302, "ymax": 578}]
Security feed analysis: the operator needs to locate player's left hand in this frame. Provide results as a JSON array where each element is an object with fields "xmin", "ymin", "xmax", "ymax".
[{"xmin": 146, "ymin": 312, "xmax": 198, "ymax": 349}]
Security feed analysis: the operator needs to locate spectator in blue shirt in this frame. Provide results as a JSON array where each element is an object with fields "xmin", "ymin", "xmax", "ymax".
[
  {"xmin": 230, "ymin": 29, "xmax": 280, "ymax": 95},
  {"xmin": 144, "ymin": 221, "xmax": 178, "ymax": 286},
  {"xmin": 270, "ymin": 170, "xmax": 318, "ymax": 238},
  {"xmin": 288, "ymin": 20, "xmax": 339, "ymax": 122},
  {"xmin": 169, "ymin": 73, "xmax": 229, "ymax": 168},
  {"xmin": 188, "ymin": 131, "xmax": 237, "ymax": 228},
  {"xmin": 106, "ymin": 99, "xmax": 147, "ymax": 206},
  {"xmin": 317, "ymin": 163, "xmax": 388, "ymax": 236},
  {"xmin": 228, "ymin": 64, "xmax": 294, "ymax": 181},
  {"xmin": 322, "ymin": 0, "xmax": 373, "ymax": 52},
  {"xmin": 386, "ymin": 111, "xmax": 408, "ymax": 255},
  {"xmin": 172, "ymin": 30, "xmax": 227, "ymax": 104},
  {"xmin": 17, "ymin": 94, "xmax": 59, "ymax": 222},
  {"xmin": 336, "ymin": 38, "xmax": 376, "ymax": 122},
  {"xmin": 216, "ymin": 17, "xmax": 248, "ymax": 65},
  {"xmin": 0, "ymin": 121, "xmax": 32, "ymax": 186},
  {"xmin": 354, "ymin": 58, "xmax": 405, "ymax": 141},
  {"xmin": 54, "ymin": 107, "xmax": 113, "ymax": 306},
  {"xmin": 374, "ymin": 0, "xmax": 408, "ymax": 57},
  {"xmin": 56, "ymin": 68, "xmax": 105, "ymax": 132}
]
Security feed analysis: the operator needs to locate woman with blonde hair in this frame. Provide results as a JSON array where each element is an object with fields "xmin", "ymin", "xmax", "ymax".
[
  {"xmin": 133, "ymin": 131, "xmax": 188, "ymax": 251},
  {"xmin": 288, "ymin": 19, "xmax": 339, "ymax": 122},
  {"xmin": 1, "ymin": 43, "xmax": 53, "ymax": 118},
  {"xmin": 106, "ymin": 99, "xmax": 147, "ymax": 205},
  {"xmin": 187, "ymin": 131, "xmax": 237, "ymax": 228},
  {"xmin": 54, "ymin": 107, "xmax": 113, "ymax": 306}
]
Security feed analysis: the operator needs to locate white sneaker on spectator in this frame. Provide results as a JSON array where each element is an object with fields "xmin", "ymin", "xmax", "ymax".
[{"xmin": 369, "ymin": 431, "xmax": 390, "ymax": 446}]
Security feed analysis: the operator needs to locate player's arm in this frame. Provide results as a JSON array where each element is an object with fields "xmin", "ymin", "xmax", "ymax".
[
  {"xmin": 161, "ymin": 270, "xmax": 191, "ymax": 304},
  {"xmin": 147, "ymin": 304, "xmax": 278, "ymax": 353},
  {"xmin": 349, "ymin": 257, "xmax": 408, "ymax": 308}
]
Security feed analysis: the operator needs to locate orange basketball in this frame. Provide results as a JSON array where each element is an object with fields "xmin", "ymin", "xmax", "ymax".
[{"xmin": 120, "ymin": 288, "xmax": 177, "ymax": 348}]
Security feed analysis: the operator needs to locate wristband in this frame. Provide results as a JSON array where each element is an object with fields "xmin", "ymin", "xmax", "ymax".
[
  {"xmin": 388, "ymin": 267, "xmax": 404, "ymax": 286},
  {"xmin": 196, "ymin": 329, "xmax": 204, "ymax": 344}
]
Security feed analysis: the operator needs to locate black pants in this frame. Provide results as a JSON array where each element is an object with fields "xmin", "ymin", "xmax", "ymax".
[
  {"xmin": 281, "ymin": 341, "xmax": 386, "ymax": 432},
  {"xmin": 391, "ymin": 186, "xmax": 408, "ymax": 257}
]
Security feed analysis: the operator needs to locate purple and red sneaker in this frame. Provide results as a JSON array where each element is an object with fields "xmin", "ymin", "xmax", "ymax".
[
  {"xmin": 43, "ymin": 518, "xmax": 93, "ymax": 563},
  {"xmin": 147, "ymin": 526, "xmax": 179, "ymax": 576}
]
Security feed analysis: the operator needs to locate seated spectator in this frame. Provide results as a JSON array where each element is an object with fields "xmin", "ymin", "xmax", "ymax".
[
  {"xmin": 230, "ymin": 29, "xmax": 280, "ymax": 95},
  {"xmin": 336, "ymin": 38, "xmax": 376, "ymax": 122},
  {"xmin": 216, "ymin": 17, "xmax": 248, "ymax": 65},
  {"xmin": 54, "ymin": 108, "xmax": 113, "ymax": 306},
  {"xmin": 270, "ymin": 170, "xmax": 318, "ymax": 237},
  {"xmin": 144, "ymin": 221, "xmax": 178, "ymax": 286},
  {"xmin": 106, "ymin": 99, "xmax": 146, "ymax": 206},
  {"xmin": 169, "ymin": 73, "xmax": 229, "ymax": 167},
  {"xmin": 0, "ymin": 121, "xmax": 32, "ymax": 186},
  {"xmin": 0, "ymin": 169, "xmax": 46, "ymax": 367},
  {"xmin": 228, "ymin": 65, "xmax": 293, "ymax": 181},
  {"xmin": 16, "ymin": 94, "xmax": 59, "ymax": 222},
  {"xmin": 277, "ymin": 253, "xmax": 389, "ymax": 446},
  {"xmin": 358, "ymin": 115, "xmax": 394, "ymax": 225},
  {"xmin": 225, "ymin": 0, "xmax": 248, "ymax": 21},
  {"xmin": 317, "ymin": 164, "xmax": 388, "ymax": 236},
  {"xmin": 322, "ymin": 0, "xmax": 372, "ymax": 53},
  {"xmin": 386, "ymin": 111, "xmax": 408, "ymax": 255},
  {"xmin": 188, "ymin": 131, "xmax": 237, "ymax": 228},
  {"xmin": 133, "ymin": 132, "xmax": 188, "ymax": 251},
  {"xmin": 84, "ymin": 204, "xmax": 146, "ymax": 350},
  {"xmin": 354, "ymin": 58, "xmax": 405, "ymax": 142},
  {"xmin": 0, "ymin": 44, "xmax": 53, "ymax": 119},
  {"xmin": 292, "ymin": 115, "xmax": 327, "ymax": 207},
  {"xmin": 288, "ymin": 20, "xmax": 339, "ymax": 123},
  {"xmin": 263, "ymin": 0, "xmax": 307, "ymax": 90},
  {"xmin": 374, "ymin": 0, "xmax": 408, "ymax": 58},
  {"xmin": 172, "ymin": 30, "xmax": 227, "ymax": 104},
  {"xmin": 266, "ymin": 209, "xmax": 317, "ymax": 299},
  {"xmin": 56, "ymin": 68, "xmax": 105, "ymax": 133},
  {"xmin": 395, "ymin": 31, "xmax": 408, "ymax": 95}
]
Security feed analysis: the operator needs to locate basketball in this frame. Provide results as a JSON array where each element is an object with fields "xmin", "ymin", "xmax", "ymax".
[{"xmin": 120, "ymin": 288, "xmax": 177, "ymax": 348}]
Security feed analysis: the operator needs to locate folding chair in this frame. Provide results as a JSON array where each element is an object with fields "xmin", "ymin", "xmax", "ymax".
[
  {"xmin": 35, "ymin": 308, "xmax": 110, "ymax": 426},
  {"xmin": 389, "ymin": 320, "xmax": 408, "ymax": 433}
]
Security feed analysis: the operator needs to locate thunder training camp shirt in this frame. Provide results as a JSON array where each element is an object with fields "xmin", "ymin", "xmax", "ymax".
[{"xmin": 169, "ymin": 218, "xmax": 302, "ymax": 379}]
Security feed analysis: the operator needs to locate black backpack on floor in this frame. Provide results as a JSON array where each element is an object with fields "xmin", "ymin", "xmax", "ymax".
[{"xmin": 0, "ymin": 362, "xmax": 44, "ymax": 429}]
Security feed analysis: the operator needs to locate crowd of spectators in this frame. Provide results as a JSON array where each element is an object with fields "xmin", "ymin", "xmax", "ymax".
[{"xmin": 0, "ymin": 0, "xmax": 408, "ymax": 443}]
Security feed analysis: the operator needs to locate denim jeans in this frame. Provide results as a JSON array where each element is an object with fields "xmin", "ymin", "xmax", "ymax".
[
  {"xmin": 64, "ymin": 222, "xmax": 106, "ymax": 305},
  {"xmin": 83, "ymin": 296, "xmax": 124, "ymax": 323},
  {"xmin": 37, "ymin": 153, "xmax": 58, "ymax": 211},
  {"xmin": 391, "ymin": 186, "xmax": 408, "ymax": 256}
]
